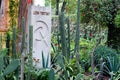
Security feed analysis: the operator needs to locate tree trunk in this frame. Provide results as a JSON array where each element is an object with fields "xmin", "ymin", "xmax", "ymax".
[{"xmin": 107, "ymin": 24, "xmax": 120, "ymax": 50}]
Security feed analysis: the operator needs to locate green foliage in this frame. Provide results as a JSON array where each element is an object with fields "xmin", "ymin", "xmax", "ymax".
[
  {"xmin": 81, "ymin": 0, "xmax": 120, "ymax": 26},
  {"xmin": 113, "ymin": 69, "xmax": 120, "ymax": 80},
  {"xmin": 42, "ymin": 52, "xmax": 50, "ymax": 68},
  {"xmin": 37, "ymin": 69, "xmax": 49, "ymax": 80},
  {"xmin": 115, "ymin": 10, "xmax": 120, "ymax": 28},
  {"xmin": 93, "ymin": 46, "xmax": 120, "ymax": 79},
  {"xmin": 48, "ymin": 69, "xmax": 55, "ymax": 80},
  {"xmin": 80, "ymin": 38, "xmax": 96, "ymax": 71},
  {"xmin": 0, "ymin": 47, "xmax": 19, "ymax": 79},
  {"xmin": 4, "ymin": 0, "xmax": 120, "ymax": 79},
  {"xmin": 45, "ymin": 0, "xmax": 51, "ymax": 6},
  {"xmin": 106, "ymin": 55, "xmax": 120, "ymax": 73},
  {"xmin": 53, "ymin": 54, "xmax": 84, "ymax": 80},
  {"xmin": 9, "ymin": 0, "xmax": 19, "ymax": 26},
  {"xmin": 0, "ymin": 49, "xmax": 8, "ymax": 74},
  {"xmin": 31, "ymin": 68, "xmax": 55, "ymax": 80},
  {"xmin": 3, "ymin": 59, "xmax": 19, "ymax": 76},
  {"xmin": 0, "ymin": 56, "xmax": 4, "ymax": 72},
  {"xmin": 94, "ymin": 45, "xmax": 117, "ymax": 65},
  {"xmin": 6, "ymin": 32, "xmax": 10, "ymax": 55},
  {"xmin": 56, "ymin": 54, "xmax": 64, "ymax": 68},
  {"xmin": 0, "ymin": 48, "xmax": 8, "ymax": 57},
  {"xmin": 75, "ymin": 73, "xmax": 86, "ymax": 80},
  {"xmin": 96, "ymin": 54, "xmax": 120, "ymax": 79}
]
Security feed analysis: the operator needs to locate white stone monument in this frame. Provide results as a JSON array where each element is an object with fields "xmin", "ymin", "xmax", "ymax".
[{"xmin": 28, "ymin": 6, "xmax": 51, "ymax": 68}]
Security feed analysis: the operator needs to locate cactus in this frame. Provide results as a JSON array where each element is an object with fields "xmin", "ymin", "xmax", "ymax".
[
  {"xmin": 21, "ymin": 17, "xmax": 25, "ymax": 53},
  {"xmin": 27, "ymin": 25, "xmax": 33, "ymax": 80},
  {"xmin": 74, "ymin": 0, "xmax": 81, "ymax": 72},
  {"xmin": 12, "ymin": 26, "xmax": 20, "ymax": 79},
  {"xmin": 74, "ymin": 0, "xmax": 80, "ymax": 54},
  {"xmin": 59, "ymin": 12, "xmax": 67, "ymax": 59},
  {"xmin": 29, "ymin": 25, "xmax": 33, "ymax": 53},
  {"xmin": 20, "ymin": 18, "xmax": 26, "ymax": 80},
  {"xmin": 12, "ymin": 26, "xmax": 17, "ymax": 58},
  {"xmin": 67, "ymin": 18, "xmax": 71, "ymax": 60}
]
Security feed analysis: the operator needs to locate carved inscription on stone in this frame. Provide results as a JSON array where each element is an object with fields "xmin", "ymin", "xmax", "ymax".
[{"xmin": 29, "ymin": 6, "xmax": 51, "ymax": 68}]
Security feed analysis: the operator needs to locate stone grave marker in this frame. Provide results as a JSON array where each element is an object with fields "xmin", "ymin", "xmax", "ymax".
[{"xmin": 28, "ymin": 6, "xmax": 51, "ymax": 68}]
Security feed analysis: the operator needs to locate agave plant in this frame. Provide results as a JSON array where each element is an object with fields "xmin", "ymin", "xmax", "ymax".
[
  {"xmin": 95, "ymin": 54, "xmax": 120, "ymax": 80},
  {"xmin": 42, "ymin": 52, "xmax": 50, "ymax": 68}
]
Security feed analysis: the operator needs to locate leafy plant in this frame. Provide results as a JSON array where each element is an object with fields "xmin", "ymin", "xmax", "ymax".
[
  {"xmin": 95, "ymin": 54, "xmax": 120, "ymax": 80},
  {"xmin": 113, "ymin": 69, "xmax": 120, "ymax": 80},
  {"xmin": 37, "ymin": 69, "xmax": 50, "ymax": 80},
  {"xmin": 94, "ymin": 45, "xmax": 117, "ymax": 65},
  {"xmin": 80, "ymin": 38, "xmax": 96, "ymax": 71},
  {"xmin": 75, "ymin": 73, "xmax": 86, "ymax": 80},
  {"xmin": 42, "ymin": 52, "xmax": 50, "ymax": 68},
  {"xmin": 3, "ymin": 59, "xmax": 19, "ymax": 76},
  {"xmin": 107, "ymin": 55, "xmax": 120, "ymax": 73},
  {"xmin": 115, "ymin": 10, "xmax": 120, "ymax": 28},
  {"xmin": 0, "ymin": 47, "xmax": 19, "ymax": 80}
]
